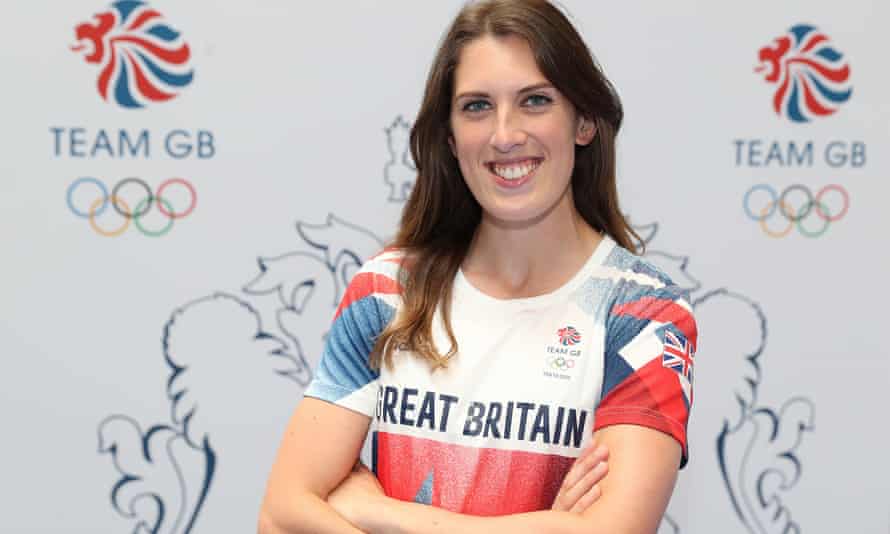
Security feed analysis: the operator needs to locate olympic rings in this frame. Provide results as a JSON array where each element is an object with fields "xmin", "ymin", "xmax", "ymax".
[
  {"xmin": 757, "ymin": 199, "xmax": 791, "ymax": 238},
  {"xmin": 778, "ymin": 185, "xmax": 813, "ymax": 222},
  {"xmin": 89, "ymin": 196, "xmax": 130, "ymax": 237},
  {"xmin": 156, "ymin": 178, "xmax": 198, "ymax": 218},
  {"xmin": 134, "ymin": 195, "xmax": 176, "ymax": 237},
  {"xmin": 816, "ymin": 184, "xmax": 849, "ymax": 221},
  {"xmin": 796, "ymin": 200, "xmax": 831, "ymax": 238},
  {"xmin": 66, "ymin": 177, "xmax": 197, "ymax": 237},
  {"xmin": 743, "ymin": 184, "xmax": 849, "ymax": 238},
  {"xmin": 547, "ymin": 356, "xmax": 575, "ymax": 371},
  {"xmin": 112, "ymin": 178, "xmax": 153, "ymax": 219},
  {"xmin": 67, "ymin": 177, "xmax": 108, "ymax": 218}
]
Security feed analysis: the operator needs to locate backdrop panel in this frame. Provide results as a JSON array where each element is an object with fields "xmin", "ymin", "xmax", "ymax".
[{"xmin": 1, "ymin": 1, "xmax": 887, "ymax": 532}]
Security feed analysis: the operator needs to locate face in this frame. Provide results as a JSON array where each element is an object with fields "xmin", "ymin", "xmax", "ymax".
[{"xmin": 449, "ymin": 34, "xmax": 595, "ymax": 226}]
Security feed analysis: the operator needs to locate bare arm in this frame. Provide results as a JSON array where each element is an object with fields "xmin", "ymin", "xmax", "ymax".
[
  {"xmin": 258, "ymin": 397, "xmax": 372, "ymax": 534},
  {"xmin": 339, "ymin": 424, "xmax": 680, "ymax": 534}
]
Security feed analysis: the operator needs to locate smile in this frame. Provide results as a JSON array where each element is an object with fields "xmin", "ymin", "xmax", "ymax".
[{"xmin": 486, "ymin": 158, "xmax": 543, "ymax": 183}]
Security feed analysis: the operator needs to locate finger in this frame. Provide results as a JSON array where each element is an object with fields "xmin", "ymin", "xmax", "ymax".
[
  {"xmin": 553, "ymin": 444, "xmax": 608, "ymax": 511},
  {"xmin": 559, "ymin": 445, "xmax": 599, "ymax": 490},
  {"xmin": 560, "ymin": 444, "xmax": 609, "ymax": 492},
  {"xmin": 569, "ymin": 483, "xmax": 602, "ymax": 514},
  {"xmin": 588, "ymin": 443, "xmax": 609, "ymax": 463},
  {"xmin": 578, "ymin": 444, "xmax": 609, "ymax": 469},
  {"xmin": 560, "ymin": 461, "xmax": 609, "ymax": 511},
  {"xmin": 579, "ymin": 442, "xmax": 608, "ymax": 463}
]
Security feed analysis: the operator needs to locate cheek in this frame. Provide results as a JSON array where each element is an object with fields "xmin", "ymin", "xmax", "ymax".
[
  {"xmin": 451, "ymin": 126, "xmax": 487, "ymax": 163},
  {"xmin": 543, "ymin": 125, "xmax": 578, "ymax": 165},
  {"xmin": 542, "ymin": 120, "xmax": 577, "ymax": 149}
]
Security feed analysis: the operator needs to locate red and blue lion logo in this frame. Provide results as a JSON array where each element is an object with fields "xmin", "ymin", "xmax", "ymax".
[
  {"xmin": 756, "ymin": 24, "xmax": 852, "ymax": 123},
  {"xmin": 557, "ymin": 326, "xmax": 581, "ymax": 346},
  {"xmin": 71, "ymin": 0, "xmax": 194, "ymax": 109}
]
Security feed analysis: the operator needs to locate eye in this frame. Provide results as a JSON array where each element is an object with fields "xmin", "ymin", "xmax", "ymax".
[
  {"xmin": 462, "ymin": 100, "xmax": 491, "ymax": 113},
  {"xmin": 523, "ymin": 94, "xmax": 553, "ymax": 107}
]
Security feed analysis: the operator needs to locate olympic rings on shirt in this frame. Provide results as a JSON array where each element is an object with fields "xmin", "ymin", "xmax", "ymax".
[
  {"xmin": 66, "ymin": 177, "xmax": 197, "ymax": 237},
  {"xmin": 547, "ymin": 356, "xmax": 575, "ymax": 370},
  {"xmin": 742, "ymin": 184, "xmax": 849, "ymax": 238}
]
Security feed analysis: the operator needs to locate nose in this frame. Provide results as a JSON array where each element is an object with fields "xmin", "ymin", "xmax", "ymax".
[{"xmin": 490, "ymin": 107, "xmax": 527, "ymax": 153}]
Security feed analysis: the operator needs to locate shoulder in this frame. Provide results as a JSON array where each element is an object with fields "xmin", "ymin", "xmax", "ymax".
[
  {"xmin": 601, "ymin": 244, "xmax": 689, "ymax": 300},
  {"xmin": 603, "ymin": 245, "xmax": 689, "ymax": 302},
  {"xmin": 597, "ymin": 246, "xmax": 696, "ymax": 344},
  {"xmin": 572, "ymin": 243, "xmax": 693, "ymax": 326},
  {"xmin": 335, "ymin": 248, "xmax": 406, "ymax": 324},
  {"xmin": 357, "ymin": 247, "xmax": 407, "ymax": 282}
]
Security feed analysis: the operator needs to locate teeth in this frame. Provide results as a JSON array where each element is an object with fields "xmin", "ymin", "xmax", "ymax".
[{"xmin": 492, "ymin": 160, "xmax": 539, "ymax": 180}]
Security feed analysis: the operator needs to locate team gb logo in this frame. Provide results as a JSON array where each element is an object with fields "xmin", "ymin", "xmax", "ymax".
[
  {"xmin": 71, "ymin": 0, "xmax": 195, "ymax": 109},
  {"xmin": 756, "ymin": 24, "xmax": 852, "ymax": 123}
]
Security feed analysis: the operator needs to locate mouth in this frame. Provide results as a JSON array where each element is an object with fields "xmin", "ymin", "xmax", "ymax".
[{"xmin": 486, "ymin": 157, "xmax": 543, "ymax": 187}]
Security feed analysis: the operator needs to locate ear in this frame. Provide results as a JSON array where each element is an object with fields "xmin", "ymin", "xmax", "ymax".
[
  {"xmin": 575, "ymin": 117, "xmax": 597, "ymax": 146},
  {"xmin": 448, "ymin": 134, "xmax": 456, "ymax": 157}
]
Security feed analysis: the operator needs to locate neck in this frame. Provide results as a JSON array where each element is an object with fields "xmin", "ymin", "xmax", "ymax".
[{"xmin": 462, "ymin": 191, "xmax": 603, "ymax": 299}]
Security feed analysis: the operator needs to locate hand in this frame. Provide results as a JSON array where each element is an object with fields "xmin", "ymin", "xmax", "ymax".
[
  {"xmin": 328, "ymin": 462, "xmax": 386, "ymax": 531},
  {"xmin": 551, "ymin": 442, "xmax": 610, "ymax": 513}
]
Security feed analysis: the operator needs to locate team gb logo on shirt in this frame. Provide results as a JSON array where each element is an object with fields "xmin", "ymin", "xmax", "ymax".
[
  {"xmin": 557, "ymin": 326, "xmax": 581, "ymax": 346},
  {"xmin": 71, "ymin": 0, "xmax": 195, "ymax": 109}
]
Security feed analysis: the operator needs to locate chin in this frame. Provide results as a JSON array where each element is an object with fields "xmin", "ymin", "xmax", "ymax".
[
  {"xmin": 483, "ymin": 187, "xmax": 570, "ymax": 226},
  {"xmin": 482, "ymin": 203, "xmax": 553, "ymax": 227}
]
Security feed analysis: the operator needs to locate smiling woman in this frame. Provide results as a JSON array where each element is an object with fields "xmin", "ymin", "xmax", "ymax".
[
  {"xmin": 259, "ymin": 1, "xmax": 697, "ymax": 533},
  {"xmin": 450, "ymin": 36, "xmax": 587, "ymax": 225}
]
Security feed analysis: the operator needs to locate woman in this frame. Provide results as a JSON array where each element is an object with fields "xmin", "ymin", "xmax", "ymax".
[{"xmin": 260, "ymin": 0, "xmax": 697, "ymax": 532}]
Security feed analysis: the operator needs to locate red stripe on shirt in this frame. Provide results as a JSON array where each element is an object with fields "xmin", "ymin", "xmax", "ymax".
[{"xmin": 333, "ymin": 272, "xmax": 402, "ymax": 320}]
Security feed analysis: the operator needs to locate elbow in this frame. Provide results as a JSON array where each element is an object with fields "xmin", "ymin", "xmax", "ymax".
[
  {"xmin": 552, "ymin": 510, "xmax": 652, "ymax": 534},
  {"xmin": 258, "ymin": 489, "xmax": 321, "ymax": 534},
  {"xmin": 537, "ymin": 512, "xmax": 604, "ymax": 534},
  {"xmin": 258, "ymin": 503, "xmax": 287, "ymax": 534},
  {"xmin": 258, "ymin": 494, "xmax": 307, "ymax": 534}
]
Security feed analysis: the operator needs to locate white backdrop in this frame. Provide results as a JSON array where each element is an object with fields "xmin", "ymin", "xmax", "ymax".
[{"xmin": 2, "ymin": 1, "xmax": 888, "ymax": 532}]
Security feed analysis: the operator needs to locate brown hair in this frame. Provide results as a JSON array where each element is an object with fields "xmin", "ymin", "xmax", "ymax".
[{"xmin": 369, "ymin": 0, "xmax": 640, "ymax": 370}]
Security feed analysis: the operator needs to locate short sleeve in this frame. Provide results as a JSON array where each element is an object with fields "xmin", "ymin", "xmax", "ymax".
[
  {"xmin": 594, "ymin": 286, "xmax": 698, "ymax": 467},
  {"xmin": 303, "ymin": 253, "xmax": 402, "ymax": 417}
]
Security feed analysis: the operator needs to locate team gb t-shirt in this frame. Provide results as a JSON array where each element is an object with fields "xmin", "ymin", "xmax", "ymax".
[{"xmin": 305, "ymin": 235, "xmax": 697, "ymax": 516}]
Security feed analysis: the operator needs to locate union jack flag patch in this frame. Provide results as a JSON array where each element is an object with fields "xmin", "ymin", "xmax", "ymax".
[{"xmin": 662, "ymin": 330, "xmax": 694, "ymax": 383}]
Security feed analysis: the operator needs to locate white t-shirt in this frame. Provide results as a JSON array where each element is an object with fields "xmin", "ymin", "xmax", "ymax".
[{"xmin": 305, "ymin": 235, "xmax": 697, "ymax": 515}]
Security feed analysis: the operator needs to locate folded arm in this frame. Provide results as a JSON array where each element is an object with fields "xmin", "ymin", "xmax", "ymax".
[
  {"xmin": 259, "ymin": 396, "xmax": 614, "ymax": 534},
  {"xmin": 341, "ymin": 423, "xmax": 680, "ymax": 534},
  {"xmin": 259, "ymin": 398, "xmax": 372, "ymax": 534}
]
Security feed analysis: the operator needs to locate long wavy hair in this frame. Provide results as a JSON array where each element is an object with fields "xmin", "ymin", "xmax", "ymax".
[{"xmin": 369, "ymin": 0, "xmax": 639, "ymax": 370}]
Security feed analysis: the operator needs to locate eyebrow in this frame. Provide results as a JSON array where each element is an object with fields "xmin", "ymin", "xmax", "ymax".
[{"xmin": 454, "ymin": 82, "xmax": 554, "ymax": 101}]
